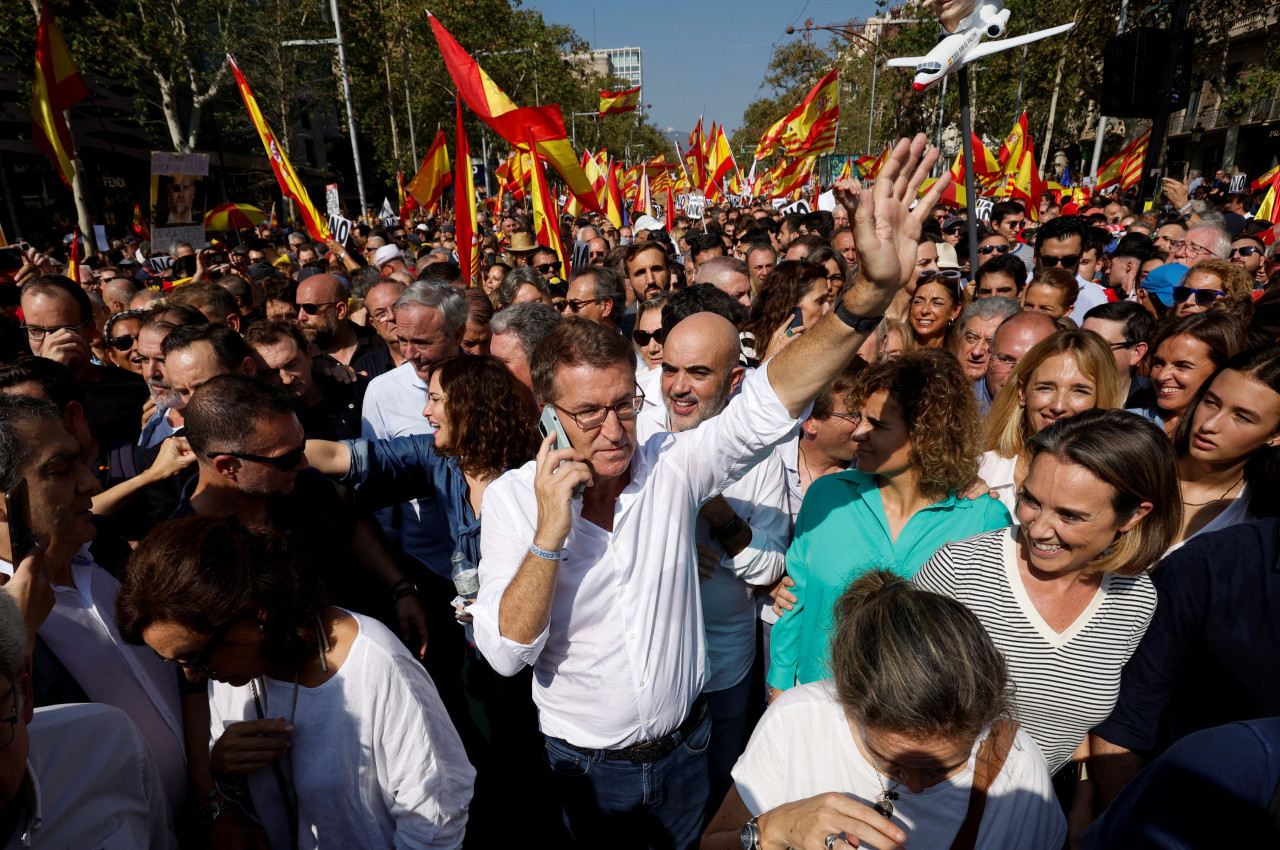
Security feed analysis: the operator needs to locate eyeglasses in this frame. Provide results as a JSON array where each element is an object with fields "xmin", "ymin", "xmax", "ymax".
[
  {"xmin": 154, "ymin": 617, "xmax": 241, "ymax": 676},
  {"xmin": 825, "ymin": 273, "xmax": 845, "ymax": 284},
  {"xmin": 1173, "ymin": 286, "xmax": 1227, "ymax": 305},
  {"xmin": 943, "ymin": 227, "xmax": 964, "ymax": 236},
  {"xmin": 20, "ymin": 319, "xmax": 91, "ymax": 341},
  {"xmin": 551, "ymin": 300, "xmax": 569, "ymax": 313},
  {"xmin": 297, "ymin": 301, "xmax": 342, "ymax": 314},
  {"xmin": 1001, "ymin": 220, "xmax": 1027, "ymax": 231},
  {"xmin": 977, "ymin": 244, "xmax": 1010, "ymax": 255},
  {"xmin": 1232, "ymin": 245, "xmax": 1261, "ymax": 258},
  {"xmin": 1039, "ymin": 254, "xmax": 1080, "ymax": 268},
  {"xmin": 204, "ymin": 444, "xmax": 307, "ymax": 471},
  {"xmin": 566, "ymin": 298, "xmax": 600, "ymax": 313},
  {"xmin": 536, "ymin": 261, "xmax": 562, "ymax": 274},
  {"xmin": 106, "ymin": 334, "xmax": 137, "ymax": 351},
  {"xmin": 919, "ymin": 268, "xmax": 962, "ymax": 279},
  {"xmin": 828, "ymin": 411, "xmax": 861, "ymax": 425},
  {"xmin": 632, "ymin": 328, "xmax": 666, "ymax": 346},
  {"xmin": 1172, "ymin": 240, "xmax": 1214, "ymax": 258},
  {"xmin": 553, "ymin": 389, "xmax": 646, "ymax": 431}
]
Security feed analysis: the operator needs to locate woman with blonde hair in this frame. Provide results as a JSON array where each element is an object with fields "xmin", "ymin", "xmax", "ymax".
[
  {"xmin": 979, "ymin": 330, "xmax": 1122, "ymax": 515},
  {"xmin": 916, "ymin": 409, "xmax": 1180, "ymax": 836},
  {"xmin": 768, "ymin": 349, "xmax": 1010, "ymax": 694},
  {"xmin": 703, "ymin": 571, "xmax": 1065, "ymax": 850}
]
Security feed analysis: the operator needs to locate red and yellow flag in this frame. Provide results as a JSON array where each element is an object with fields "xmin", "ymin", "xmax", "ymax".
[
  {"xmin": 65, "ymin": 233, "xmax": 80, "ymax": 283},
  {"xmin": 998, "ymin": 112, "xmax": 1029, "ymax": 170},
  {"xmin": 598, "ymin": 85, "xmax": 640, "ymax": 116},
  {"xmin": 131, "ymin": 203, "xmax": 151, "ymax": 241},
  {"xmin": 407, "ymin": 129, "xmax": 452, "ymax": 212},
  {"xmin": 1119, "ymin": 128, "xmax": 1150, "ymax": 191},
  {"xmin": 634, "ymin": 169, "xmax": 654, "ymax": 218},
  {"xmin": 228, "ymin": 55, "xmax": 330, "ymax": 241},
  {"xmin": 268, "ymin": 202, "xmax": 280, "ymax": 228},
  {"xmin": 605, "ymin": 160, "xmax": 625, "ymax": 229},
  {"xmin": 686, "ymin": 119, "xmax": 708, "ymax": 188},
  {"xmin": 527, "ymin": 129, "xmax": 569, "ymax": 277},
  {"xmin": 782, "ymin": 68, "xmax": 839, "ymax": 157},
  {"xmin": 428, "ymin": 13, "xmax": 603, "ymax": 214},
  {"xmin": 1252, "ymin": 164, "xmax": 1280, "ymax": 192},
  {"xmin": 706, "ymin": 124, "xmax": 737, "ymax": 200},
  {"xmin": 455, "ymin": 101, "xmax": 480, "ymax": 285},
  {"xmin": 754, "ymin": 113, "xmax": 790, "ymax": 162},
  {"xmin": 30, "ymin": 1, "xmax": 88, "ymax": 188}
]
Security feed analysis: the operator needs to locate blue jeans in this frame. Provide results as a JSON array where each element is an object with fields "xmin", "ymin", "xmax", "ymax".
[
  {"xmin": 543, "ymin": 712, "xmax": 712, "ymax": 850},
  {"xmin": 706, "ymin": 676, "xmax": 753, "ymax": 819}
]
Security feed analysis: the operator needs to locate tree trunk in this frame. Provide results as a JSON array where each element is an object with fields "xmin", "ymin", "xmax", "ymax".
[{"xmin": 1039, "ymin": 50, "xmax": 1068, "ymax": 174}]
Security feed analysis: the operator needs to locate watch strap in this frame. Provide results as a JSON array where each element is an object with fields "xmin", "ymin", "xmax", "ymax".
[
  {"xmin": 713, "ymin": 515, "xmax": 745, "ymax": 545},
  {"xmin": 834, "ymin": 299, "xmax": 884, "ymax": 333}
]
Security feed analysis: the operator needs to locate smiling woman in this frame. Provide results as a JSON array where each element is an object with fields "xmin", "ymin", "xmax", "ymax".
[{"xmin": 1130, "ymin": 311, "xmax": 1247, "ymax": 434}]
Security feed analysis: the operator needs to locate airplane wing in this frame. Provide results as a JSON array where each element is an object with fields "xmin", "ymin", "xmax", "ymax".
[
  {"xmin": 966, "ymin": 22, "xmax": 1076, "ymax": 61},
  {"xmin": 885, "ymin": 56, "xmax": 928, "ymax": 67}
]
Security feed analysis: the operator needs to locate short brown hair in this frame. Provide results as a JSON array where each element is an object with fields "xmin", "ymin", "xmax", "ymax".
[
  {"xmin": 530, "ymin": 316, "xmax": 635, "ymax": 404},
  {"xmin": 243, "ymin": 319, "xmax": 308, "ymax": 353},
  {"xmin": 844, "ymin": 348, "xmax": 982, "ymax": 499}
]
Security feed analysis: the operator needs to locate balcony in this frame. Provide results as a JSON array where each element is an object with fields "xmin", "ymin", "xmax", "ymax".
[{"xmin": 1169, "ymin": 98, "xmax": 1280, "ymax": 135}]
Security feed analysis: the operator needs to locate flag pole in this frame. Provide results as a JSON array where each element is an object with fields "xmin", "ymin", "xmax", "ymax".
[{"xmin": 958, "ymin": 67, "xmax": 979, "ymax": 276}]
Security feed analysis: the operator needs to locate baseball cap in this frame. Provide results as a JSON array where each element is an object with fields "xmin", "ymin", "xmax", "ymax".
[
  {"xmin": 633, "ymin": 214, "xmax": 663, "ymax": 232},
  {"xmin": 936, "ymin": 242, "xmax": 962, "ymax": 270},
  {"xmin": 1141, "ymin": 262, "xmax": 1188, "ymax": 307},
  {"xmin": 247, "ymin": 261, "xmax": 274, "ymax": 281},
  {"xmin": 373, "ymin": 244, "xmax": 403, "ymax": 267}
]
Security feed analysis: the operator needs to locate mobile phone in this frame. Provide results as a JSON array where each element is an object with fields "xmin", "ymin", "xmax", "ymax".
[
  {"xmin": 1165, "ymin": 161, "xmax": 1188, "ymax": 182},
  {"xmin": 538, "ymin": 406, "xmax": 586, "ymax": 499},
  {"xmin": 172, "ymin": 255, "xmax": 198, "ymax": 277},
  {"xmin": 5, "ymin": 479, "xmax": 36, "ymax": 564},
  {"xmin": 0, "ymin": 248, "xmax": 23, "ymax": 272},
  {"xmin": 205, "ymin": 251, "xmax": 229, "ymax": 266},
  {"xmin": 788, "ymin": 308, "xmax": 804, "ymax": 332}
]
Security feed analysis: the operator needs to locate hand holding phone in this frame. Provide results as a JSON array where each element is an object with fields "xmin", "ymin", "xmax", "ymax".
[{"xmin": 538, "ymin": 406, "xmax": 586, "ymax": 500}]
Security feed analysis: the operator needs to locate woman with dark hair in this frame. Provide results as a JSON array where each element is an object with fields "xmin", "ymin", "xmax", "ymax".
[
  {"xmin": 702, "ymin": 571, "xmax": 1065, "ymax": 849},
  {"xmin": 768, "ymin": 349, "xmax": 1010, "ymax": 694},
  {"xmin": 117, "ymin": 515, "xmax": 475, "ymax": 848},
  {"xmin": 908, "ymin": 272, "xmax": 962, "ymax": 349},
  {"xmin": 1128, "ymin": 311, "xmax": 1247, "ymax": 434},
  {"xmin": 1167, "ymin": 345, "xmax": 1280, "ymax": 550},
  {"xmin": 916, "ymin": 409, "xmax": 1181, "ymax": 835},
  {"xmin": 807, "ymin": 245, "xmax": 851, "ymax": 300},
  {"xmin": 739, "ymin": 260, "xmax": 830, "ymax": 366}
]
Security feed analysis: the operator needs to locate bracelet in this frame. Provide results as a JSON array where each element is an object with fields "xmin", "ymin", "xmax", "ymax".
[
  {"xmin": 1179, "ymin": 202, "xmax": 1194, "ymax": 214},
  {"xmin": 833, "ymin": 300, "xmax": 884, "ymax": 333},
  {"xmin": 528, "ymin": 544, "xmax": 562, "ymax": 560},
  {"xmin": 392, "ymin": 577, "xmax": 414, "ymax": 591},
  {"xmin": 392, "ymin": 582, "xmax": 419, "ymax": 601}
]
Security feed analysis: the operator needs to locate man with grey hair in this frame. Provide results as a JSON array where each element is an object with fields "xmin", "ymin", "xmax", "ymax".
[
  {"xmin": 489, "ymin": 302, "xmax": 561, "ymax": 391},
  {"xmin": 695, "ymin": 255, "xmax": 752, "ymax": 308},
  {"xmin": 0, "ymin": 591, "xmax": 177, "ymax": 846},
  {"xmin": 953, "ymin": 295, "xmax": 1021, "ymax": 384},
  {"xmin": 1174, "ymin": 222, "xmax": 1232, "ymax": 266},
  {"xmin": 564, "ymin": 266, "xmax": 625, "ymax": 331}
]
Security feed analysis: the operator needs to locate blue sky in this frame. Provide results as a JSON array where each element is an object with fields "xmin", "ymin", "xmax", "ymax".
[{"xmin": 527, "ymin": 0, "xmax": 883, "ymax": 143}]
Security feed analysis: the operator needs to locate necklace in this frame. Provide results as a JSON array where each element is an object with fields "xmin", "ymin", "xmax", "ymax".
[
  {"xmin": 1181, "ymin": 472, "xmax": 1244, "ymax": 507},
  {"xmin": 874, "ymin": 771, "xmax": 900, "ymax": 819}
]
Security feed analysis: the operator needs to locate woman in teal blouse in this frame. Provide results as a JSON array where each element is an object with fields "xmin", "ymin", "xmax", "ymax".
[{"xmin": 768, "ymin": 349, "xmax": 1009, "ymax": 693}]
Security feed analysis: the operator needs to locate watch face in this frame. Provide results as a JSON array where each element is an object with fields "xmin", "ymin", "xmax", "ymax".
[{"xmin": 740, "ymin": 820, "xmax": 758, "ymax": 850}]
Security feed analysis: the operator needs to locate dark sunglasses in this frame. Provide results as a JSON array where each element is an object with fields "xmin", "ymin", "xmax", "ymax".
[
  {"xmin": 551, "ymin": 300, "xmax": 569, "ymax": 313},
  {"xmin": 1040, "ymin": 254, "xmax": 1080, "ymax": 268},
  {"xmin": 204, "ymin": 444, "xmax": 307, "ymax": 471},
  {"xmin": 1173, "ymin": 286, "xmax": 1226, "ymax": 305},
  {"xmin": 536, "ymin": 261, "xmax": 561, "ymax": 274},
  {"xmin": 977, "ymin": 244, "xmax": 1010, "ymax": 255},
  {"xmin": 298, "ymin": 300, "xmax": 342, "ymax": 314},
  {"xmin": 633, "ymin": 328, "xmax": 666, "ymax": 346},
  {"xmin": 154, "ymin": 617, "xmax": 240, "ymax": 675},
  {"xmin": 1231, "ymin": 246, "xmax": 1261, "ymax": 258},
  {"xmin": 106, "ymin": 334, "xmax": 136, "ymax": 351},
  {"xmin": 943, "ymin": 226, "xmax": 964, "ymax": 235}
]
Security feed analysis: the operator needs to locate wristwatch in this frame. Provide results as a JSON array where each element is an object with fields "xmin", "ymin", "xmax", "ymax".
[
  {"xmin": 834, "ymin": 300, "xmax": 884, "ymax": 333},
  {"xmin": 197, "ymin": 799, "xmax": 229, "ymax": 829},
  {"xmin": 740, "ymin": 816, "xmax": 761, "ymax": 850},
  {"xmin": 392, "ymin": 581, "xmax": 419, "ymax": 601},
  {"xmin": 713, "ymin": 515, "xmax": 746, "ymax": 546}
]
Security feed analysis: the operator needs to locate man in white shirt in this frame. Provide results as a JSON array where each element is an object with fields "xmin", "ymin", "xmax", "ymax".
[
  {"xmin": 472, "ymin": 134, "xmax": 948, "ymax": 848},
  {"xmin": 635, "ymin": 312, "xmax": 788, "ymax": 813},
  {"xmin": 0, "ymin": 592, "xmax": 176, "ymax": 849}
]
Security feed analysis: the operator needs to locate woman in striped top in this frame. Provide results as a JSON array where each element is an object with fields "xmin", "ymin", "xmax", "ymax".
[{"xmin": 915, "ymin": 409, "xmax": 1181, "ymax": 837}]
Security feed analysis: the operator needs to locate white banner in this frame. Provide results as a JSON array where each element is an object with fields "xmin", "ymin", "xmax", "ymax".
[
  {"xmin": 780, "ymin": 199, "xmax": 811, "ymax": 216},
  {"xmin": 325, "ymin": 184, "xmax": 340, "ymax": 217},
  {"xmin": 327, "ymin": 214, "xmax": 352, "ymax": 246}
]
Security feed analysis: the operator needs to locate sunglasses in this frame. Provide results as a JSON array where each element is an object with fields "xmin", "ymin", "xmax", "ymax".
[
  {"xmin": 943, "ymin": 227, "xmax": 964, "ymax": 235},
  {"xmin": 1040, "ymin": 254, "xmax": 1080, "ymax": 268},
  {"xmin": 977, "ymin": 244, "xmax": 1010, "ymax": 255},
  {"xmin": 1232, "ymin": 246, "xmax": 1261, "ymax": 258},
  {"xmin": 1173, "ymin": 286, "xmax": 1227, "ymax": 305},
  {"xmin": 154, "ymin": 617, "xmax": 240, "ymax": 675},
  {"xmin": 298, "ymin": 300, "xmax": 342, "ymax": 314},
  {"xmin": 536, "ymin": 261, "xmax": 561, "ymax": 274},
  {"xmin": 107, "ymin": 334, "xmax": 137, "ymax": 351},
  {"xmin": 633, "ymin": 328, "xmax": 666, "ymax": 346},
  {"xmin": 204, "ymin": 444, "xmax": 307, "ymax": 471},
  {"xmin": 919, "ymin": 268, "xmax": 963, "ymax": 279}
]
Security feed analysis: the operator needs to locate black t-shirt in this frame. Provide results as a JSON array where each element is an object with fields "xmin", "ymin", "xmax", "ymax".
[{"xmin": 296, "ymin": 371, "xmax": 367, "ymax": 440}]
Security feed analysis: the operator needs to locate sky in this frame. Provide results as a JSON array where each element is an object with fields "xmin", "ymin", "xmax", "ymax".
[{"xmin": 526, "ymin": 0, "xmax": 884, "ymax": 146}]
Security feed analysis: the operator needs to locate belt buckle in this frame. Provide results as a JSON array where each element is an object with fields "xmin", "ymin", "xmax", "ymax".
[{"xmin": 628, "ymin": 740, "xmax": 666, "ymax": 764}]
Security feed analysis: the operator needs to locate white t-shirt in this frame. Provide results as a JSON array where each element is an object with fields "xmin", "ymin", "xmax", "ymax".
[
  {"xmin": 732, "ymin": 680, "xmax": 1065, "ymax": 850},
  {"xmin": 977, "ymin": 451, "xmax": 1020, "ymax": 517},
  {"xmin": 209, "ymin": 612, "xmax": 475, "ymax": 849}
]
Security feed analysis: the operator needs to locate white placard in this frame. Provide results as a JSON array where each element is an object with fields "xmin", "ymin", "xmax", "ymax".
[
  {"xmin": 93, "ymin": 225, "xmax": 108, "ymax": 251},
  {"xmin": 684, "ymin": 193, "xmax": 706, "ymax": 219},
  {"xmin": 325, "ymin": 184, "xmax": 340, "ymax": 217},
  {"xmin": 152, "ymin": 225, "xmax": 205, "ymax": 253},
  {"xmin": 974, "ymin": 197, "xmax": 994, "ymax": 223},
  {"xmin": 780, "ymin": 199, "xmax": 811, "ymax": 216},
  {"xmin": 150, "ymin": 152, "xmax": 209, "ymax": 177},
  {"xmin": 327, "ymin": 214, "xmax": 352, "ymax": 246},
  {"xmin": 816, "ymin": 190, "xmax": 837, "ymax": 212},
  {"xmin": 1229, "ymin": 174, "xmax": 1247, "ymax": 193}
]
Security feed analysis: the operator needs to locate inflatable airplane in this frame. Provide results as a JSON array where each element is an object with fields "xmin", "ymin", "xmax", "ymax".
[{"xmin": 887, "ymin": 0, "xmax": 1075, "ymax": 92}]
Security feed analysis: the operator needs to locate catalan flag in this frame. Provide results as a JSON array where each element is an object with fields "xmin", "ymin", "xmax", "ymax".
[
  {"xmin": 455, "ymin": 101, "xmax": 480, "ymax": 285},
  {"xmin": 407, "ymin": 129, "xmax": 452, "ymax": 212},
  {"xmin": 30, "ymin": 1, "xmax": 88, "ymax": 188},
  {"xmin": 527, "ymin": 129, "xmax": 569, "ymax": 277},
  {"xmin": 1119, "ymin": 128, "xmax": 1150, "ymax": 191},
  {"xmin": 754, "ymin": 113, "xmax": 790, "ymax": 162},
  {"xmin": 228, "ymin": 55, "xmax": 330, "ymax": 241},
  {"xmin": 428, "ymin": 12, "xmax": 603, "ymax": 215},
  {"xmin": 686, "ymin": 119, "xmax": 708, "ymax": 188},
  {"xmin": 598, "ymin": 85, "xmax": 640, "ymax": 116}
]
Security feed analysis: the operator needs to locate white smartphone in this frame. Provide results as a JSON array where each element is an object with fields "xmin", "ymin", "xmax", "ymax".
[{"xmin": 538, "ymin": 406, "xmax": 585, "ymax": 499}]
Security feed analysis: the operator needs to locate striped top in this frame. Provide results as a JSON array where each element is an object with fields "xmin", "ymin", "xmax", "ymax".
[{"xmin": 914, "ymin": 527, "xmax": 1157, "ymax": 773}]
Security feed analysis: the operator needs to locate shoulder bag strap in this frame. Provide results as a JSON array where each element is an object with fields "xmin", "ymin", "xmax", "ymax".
[{"xmin": 949, "ymin": 719, "xmax": 1019, "ymax": 850}]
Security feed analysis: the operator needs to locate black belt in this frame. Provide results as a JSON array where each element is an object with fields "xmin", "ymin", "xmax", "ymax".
[{"xmin": 553, "ymin": 694, "xmax": 708, "ymax": 764}]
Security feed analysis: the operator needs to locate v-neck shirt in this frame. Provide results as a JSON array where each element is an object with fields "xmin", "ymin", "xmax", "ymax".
[
  {"xmin": 767, "ymin": 469, "xmax": 1009, "ymax": 689},
  {"xmin": 914, "ymin": 527, "xmax": 1157, "ymax": 773}
]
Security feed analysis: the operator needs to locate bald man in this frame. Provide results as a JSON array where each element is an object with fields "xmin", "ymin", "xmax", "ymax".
[
  {"xmin": 694, "ymin": 256, "xmax": 752, "ymax": 308},
  {"xmin": 977, "ymin": 310, "xmax": 1058, "ymax": 412},
  {"xmin": 635, "ymin": 312, "xmax": 787, "ymax": 812},
  {"xmin": 294, "ymin": 274, "xmax": 385, "ymax": 366}
]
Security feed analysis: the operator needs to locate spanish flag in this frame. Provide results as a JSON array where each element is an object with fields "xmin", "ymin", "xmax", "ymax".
[
  {"xmin": 582, "ymin": 149, "xmax": 607, "ymax": 208},
  {"xmin": 527, "ymin": 129, "xmax": 569, "ymax": 277},
  {"xmin": 30, "ymin": 1, "xmax": 88, "ymax": 188},
  {"xmin": 1252, "ymin": 164, "xmax": 1280, "ymax": 192},
  {"xmin": 998, "ymin": 112, "xmax": 1029, "ymax": 170},
  {"xmin": 132, "ymin": 203, "xmax": 151, "ymax": 241},
  {"xmin": 65, "ymin": 232, "xmax": 80, "ymax": 284},
  {"xmin": 706, "ymin": 126, "xmax": 736, "ymax": 201},
  {"xmin": 228, "ymin": 55, "xmax": 330, "ymax": 242},
  {"xmin": 781, "ymin": 68, "xmax": 839, "ymax": 158},
  {"xmin": 686, "ymin": 119, "xmax": 708, "ymax": 188},
  {"xmin": 407, "ymin": 129, "xmax": 451, "ymax": 212},
  {"xmin": 605, "ymin": 160, "xmax": 625, "ymax": 229},
  {"xmin": 428, "ymin": 12, "xmax": 603, "ymax": 215},
  {"xmin": 599, "ymin": 86, "xmax": 640, "ymax": 116},
  {"xmin": 455, "ymin": 101, "xmax": 480, "ymax": 285}
]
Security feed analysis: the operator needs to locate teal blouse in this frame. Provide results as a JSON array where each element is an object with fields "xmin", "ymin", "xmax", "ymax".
[{"xmin": 767, "ymin": 469, "xmax": 1010, "ymax": 689}]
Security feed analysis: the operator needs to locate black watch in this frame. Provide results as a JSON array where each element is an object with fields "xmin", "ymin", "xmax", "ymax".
[
  {"xmin": 392, "ymin": 582, "xmax": 420, "ymax": 601},
  {"xmin": 740, "ymin": 815, "xmax": 761, "ymax": 850},
  {"xmin": 713, "ymin": 515, "xmax": 746, "ymax": 546},
  {"xmin": 834, "ymin": 300, "xmax": 884, "ymax": 332},
  {"xmin": 198, "ymin": 799, "xmax": 229, "ymax": 829}
]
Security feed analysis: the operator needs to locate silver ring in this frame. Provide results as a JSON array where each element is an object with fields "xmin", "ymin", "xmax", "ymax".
[{"xmin": 825, "ymin": 834, "xmax": 841, "ymax": 850}]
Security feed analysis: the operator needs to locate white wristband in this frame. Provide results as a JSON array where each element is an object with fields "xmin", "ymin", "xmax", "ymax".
[{"xmin": 529, "ymin": 544, "xmax": 562, "ymax": 560}]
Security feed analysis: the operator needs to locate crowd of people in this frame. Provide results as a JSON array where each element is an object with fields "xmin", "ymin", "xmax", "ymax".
[{"xmin": 0, "ymin": 133, "xmax": 1278, "ymax": 849}]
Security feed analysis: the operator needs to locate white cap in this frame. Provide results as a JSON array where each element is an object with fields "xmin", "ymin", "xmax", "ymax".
[
  {"xmin": 374, "ymin": 244, "xmax": 403, "ymax": 267},
  {"xmin": 633, "ymin": 214, "xmax": 663, "ymax": 232}
]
